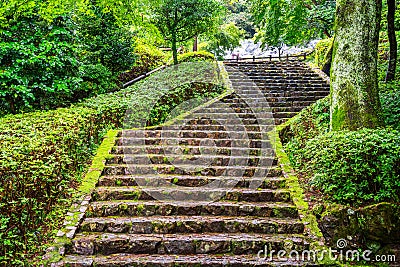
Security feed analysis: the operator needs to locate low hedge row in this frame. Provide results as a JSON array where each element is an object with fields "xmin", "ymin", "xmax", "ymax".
[{"xmin": 0, "ymin": 62, "xmax": 224, "ymax": 264}]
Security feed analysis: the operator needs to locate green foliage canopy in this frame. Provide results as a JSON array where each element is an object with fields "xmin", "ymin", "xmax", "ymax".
[{"xmin": 251, "ymin": 0, "xmax": 335, "ymax": 48}]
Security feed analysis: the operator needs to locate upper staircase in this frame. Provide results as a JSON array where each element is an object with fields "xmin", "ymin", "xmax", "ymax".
[
  {"xmin": 54, "ymin": 60, "xmax": 330, "ymax": 266},
  {"xmin": 224, "ymin": 60, "xmax": 330, "ymax": 124}
]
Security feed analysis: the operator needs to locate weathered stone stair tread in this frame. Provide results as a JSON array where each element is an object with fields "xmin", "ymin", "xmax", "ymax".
[
  {"xmin": 112, "ymin": 146, "xmax": 273, "ymax": 156},
  {"xmin": 102, "ymin": 164, "xmax": 282, "ymax": 177},
  {"xmin": 120, "ymin": 129, "xmax": 265, "ymax": 138},
  {"xmin": 80, "ymin": 216, "xmax": 304, "ymax": 234},
  {"xmin": 116, "ymin": 138, "xmax": 270, "ymax": 147},
  {"xmin": 87, "ymin": 200, "xmax": 299, "ymax": 218},
  {"xmin": 93, "ymin": 186, "xmax": 291, "ymax": 202},
  {"xmin": 98, "ymin": 174, "xmax": 285, "ymax": 188},
  {"xmin": 71, "ymin": 233, "xmax": 309, "ymax": 255},
  {"xmin": 63, "ymin": 254, "xmax": 318, "ymax": 266},
  {"xmin": 106, "ymin": 154, "xmax": 276, "ymax": 166}
]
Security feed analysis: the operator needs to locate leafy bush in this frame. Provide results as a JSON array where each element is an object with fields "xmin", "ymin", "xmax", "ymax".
[
  {"xmin": 177, "ymin": 51, "xmax": 215, "ymax": 63},
  {"xmin": 75, "ymin": 6, "xmax": 136, "ymax": 76},
  {"xmin": 78, "ymin": 64, "xmax": 118, "ymax": 97},
  {"xmin": 380, "ymin": 85, "xmax": 400, "ymax": 130},
  {"xmin": 281, "ymin": 95, "xmax": 400, "ymax": 205},
  {"xmin": 280, "ymin": 97, "xmax": 330, "ymax": 167},
  {"xmin": 0, "ymin": 16, "xmax": 81, "ymax": 114},
  {"xmin": 298, "ymin": 129, "xmax": 400, "ymax": 204},
  {"xmin": 119, "ymin": 44, "xmax": 166, "ymax": 84},
  {"xmin": 314, "ymin": 38, "xmax": 333, "ymax": 69},
  {"xmin": 0, "ymin": 62, "xmax": 225, "ymax": 264}
]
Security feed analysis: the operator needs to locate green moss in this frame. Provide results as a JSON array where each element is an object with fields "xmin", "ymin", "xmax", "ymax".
[
  {"xmin": 78, "ymin": 130, "xmax": 119, "ymax": 195},
  {"xmin": 268, "ymin": 129, "xmax": 338, "ymax": 265}
]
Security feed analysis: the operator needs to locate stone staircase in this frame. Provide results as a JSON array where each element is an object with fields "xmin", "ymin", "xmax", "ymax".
[{"xmin": 58, "ymin": 60, "xmax": 330, "ymax": 266}]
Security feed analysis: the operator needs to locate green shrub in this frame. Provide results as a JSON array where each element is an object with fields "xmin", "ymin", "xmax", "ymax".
[
  {"xmin": 298, "ymin": 129, "xmax": 400, "ymax": 205},
  {"xmin": 78, "ymin": 64, "xmax": 118, "ymax": 97},
  {"xmin": 314, "ymin": 38, "xmax": 333, "ymax": 69},
  {"xmin": 0, "ymin": 16, "xmax": 81, "ymax": 114},
  {"xmin": 280, "ymin": 97, "xmax": 330, "ymax": 167},
  {"xmin": 75, "ymin": 7, "xmax": 136, "ymax": 76},
  {"xmin": 177, "ymin": 51, "xmax": 215, "ymax": 63},
  {"xmin": 380, "ymin": 85, "xmax": 400, "ymax": 130}
]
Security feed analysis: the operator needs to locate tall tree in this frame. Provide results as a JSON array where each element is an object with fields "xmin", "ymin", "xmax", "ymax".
[
  {"xmin": 386, "ymin": 0, "xmax": 397, "ymax": 81},
  {"xmin": 330, "ymin": 0, "xmax": 383, "ymax": 131},
  {"xmin": 149, "ymin": 0, "xmax": 224, "ymax": 65}
]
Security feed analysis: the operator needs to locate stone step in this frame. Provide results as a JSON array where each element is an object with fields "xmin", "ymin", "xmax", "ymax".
[
  {"xmin": 111, "ymin": 146, "xmax": 274, "ymax": 156},
  {"xmin": 70, "ymin": 233, "xmax": 309, "ymax": 256},
  {"xmin": 98, "ymin": 175, "xmax": 286, "ymax": 189},
  {"xmin": 119, "ymin": 130, "xmax": 264, "ymax": 139},
  {"xmin": 105, "ymin": 154, "xmax": 277, "ymax": 166},
  {"xmin": 189, "ymin": 106, "xmax": 302, "ymax": 114},
  {"xmin": 230, "ymin": 77, "xmax": 324, "ymax": 83},
  {"xmin": 229, "ymin": 74, "xmax": 321, "ymax": 80},
  {"xmin": 93, "ymin": 187, "xmax": 292, "ymax": 202},
  {"xmin": 86, "ymin": 200, "xmax": 300, "ymax": 218},
  {"xmin": 115, "ymin": 137, "xmax": 269, "ymax": 148},
  {"xmin": 62, "ymin": 253, "xmax": 316, "ymax": 266},
  {"xmin": 101, "ymin": 164, "xmax": 282, "ymax": 177},
  {"xmin": 79, "ymin": 216, "xmax": 304, "ymax": 235},
  {"xmin": 232, "ymin": 92, "xmax": 329, "ymax": 98}
]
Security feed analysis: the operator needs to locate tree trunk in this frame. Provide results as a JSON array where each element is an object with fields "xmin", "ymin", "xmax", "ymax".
[
  {"xmin": 171, "ymin": 35, "xmax": 178, "ymax": 65},
  {"xmin": 330, "ymin": 0, "xmax": 383, "ymax": 131},
  {"xmin": 386, "ymin": 0, "xmax": 397, "ymax": 82},
  {"xmin": 193, "ymin": 36, "xmax": 198, "ymax": 52}
]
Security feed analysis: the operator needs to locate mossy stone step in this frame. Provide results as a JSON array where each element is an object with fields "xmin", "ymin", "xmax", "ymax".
[
  {"xmin": 101, "ymin": 164, "xmax": 282, "ymax": 177},
  {"xmin": 115, "ymin": 137, "xmax": 267, "ymax": 148},
  {"xmin": 62, "ymin": 253, "xmax": 319, "ymax": 266},
  {"xmin": 105, "ymin": 154, "xmax": 277, "ymax": 166},
  {"xmin": 92, "ymin": 187, "xmax": 292, "ymax": 203},
  {"xmin": 119, "ymin": 129, "xmax": 263, "ymax": 139},
  {"xmin": 86, "ymin": 200, "xmax": 299, "ymax": 218},
  {"xmin": 70, "ymin": 233, "xmax": 309, "ymax": 256},
  {"xmin": 79, "ymin": 216, "xmax": 305, "ymax": 235},
  {"xmin": 111, "ymin": 146, "xmax": 274, "ymax": 156},
  {"xmin": 98, "ymin": 175, "xmax": 286, "ymax": 189}
]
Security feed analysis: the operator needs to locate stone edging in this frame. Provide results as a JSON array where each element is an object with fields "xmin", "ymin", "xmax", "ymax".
[
  {"xmin": 268, "ymin": 128, "xmax": 339, "ymax": 266},
  {"xmin": 42, "ymin": 130, "xmax": 119, "ymax": 266}
]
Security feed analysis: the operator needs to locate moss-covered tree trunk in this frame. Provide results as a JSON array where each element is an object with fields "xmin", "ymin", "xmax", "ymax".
[{"xmin": 330, "ymin": 0, "xmax": 383, "ymax": 131}]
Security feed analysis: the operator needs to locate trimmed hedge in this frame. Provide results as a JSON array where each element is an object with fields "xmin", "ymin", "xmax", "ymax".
[
  {"xmin": 177, "ymin": 51, "xmax": 215, "ymax": 63},
  {"xmin": 0, "ymin": 107, "xmax": 105, "ymax": 264},
  {"xmin": 0, "ymin": 62, "xmax": 224, "ymax": 264}
]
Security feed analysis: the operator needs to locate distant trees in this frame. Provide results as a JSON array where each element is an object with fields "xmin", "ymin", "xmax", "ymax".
[
  {"xmin": 251, "ymin": 0, "xmax": 336, "ymax": 48},
  {"xmin": 205, "ymin": 23, "xmax": 245, "ymax": 60},
  {"xmin": 149, "ymin": 0, "xmax": 224, "ymax": 64}
]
